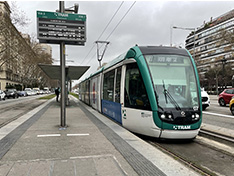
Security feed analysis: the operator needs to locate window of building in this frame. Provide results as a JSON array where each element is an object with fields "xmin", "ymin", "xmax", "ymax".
[{"xmin": 124, "ymin": 63, "xmax": 151, "ymax": 110}]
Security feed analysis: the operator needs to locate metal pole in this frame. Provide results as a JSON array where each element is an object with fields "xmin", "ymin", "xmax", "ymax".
[{"xmin": 60, "ymin": 1, "xmax": 66, "ymax": 128}]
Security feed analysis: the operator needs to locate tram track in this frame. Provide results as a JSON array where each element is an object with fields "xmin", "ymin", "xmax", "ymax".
[
  {"xmin": 147, "ymin": 140, "xmax": 212, "ymax": 176},
  {"xmin": 142, "ymin": 131, "xmax": 234, "ymax": 176},
  {"xmin": 199, "ymin": 129, "xmax": 234, "ymax": 144},
  {"xmin": 0, "ymin": 98, "xmax": 45, "ymax": 128}
]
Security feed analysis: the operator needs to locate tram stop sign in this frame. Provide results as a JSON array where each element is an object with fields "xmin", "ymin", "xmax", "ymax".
[{"xmin": 37, "ymin": 11, "xmax": 86, "ymax": 45}]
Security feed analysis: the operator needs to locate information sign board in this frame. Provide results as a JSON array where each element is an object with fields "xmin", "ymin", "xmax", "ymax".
[{"xmin": 37, "ymin": 11, "xmax": 86, "ymax": 45}]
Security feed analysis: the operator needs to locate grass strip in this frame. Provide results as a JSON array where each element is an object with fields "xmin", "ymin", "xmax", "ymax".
[
  {"xmin": 38, "ymin": 94, "xmax": 56, "ymax": 100},
  {"xmin": 70, "ymin": 92, "xmax": 79, "ymax": 99}
]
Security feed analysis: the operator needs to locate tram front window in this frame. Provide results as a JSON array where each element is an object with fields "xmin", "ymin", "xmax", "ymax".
[{"xmin": 145, "ymin": 54, "xmax": 199, "ymax": 110}]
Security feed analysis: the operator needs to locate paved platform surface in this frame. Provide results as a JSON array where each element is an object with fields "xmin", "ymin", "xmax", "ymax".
[{"xmin": 0, "ymin": 96, "xmax": 201, "ymax": 176}]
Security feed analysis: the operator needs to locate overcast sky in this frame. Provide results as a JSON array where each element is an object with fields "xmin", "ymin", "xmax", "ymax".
[{"xmin": 12, "ymin": 1, "xmax": 234, "ymax": 85}]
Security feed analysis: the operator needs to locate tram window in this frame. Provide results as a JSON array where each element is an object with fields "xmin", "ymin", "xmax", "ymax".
[
  {"xmin": 103, "ymin": 70, "xmax": 115, "ymax": 101},
  {"xmin": 125, "ymin": 63, "xmax": 151, "ymax": 110},
  {"xmin": 115, "ymin": 67, "xmax": 121, "ymax": 103}
]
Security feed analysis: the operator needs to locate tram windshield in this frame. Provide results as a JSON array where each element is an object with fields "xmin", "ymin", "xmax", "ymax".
[{"xmin": 145, "ymin": 54, "xmax": 199, "ymax": 110}]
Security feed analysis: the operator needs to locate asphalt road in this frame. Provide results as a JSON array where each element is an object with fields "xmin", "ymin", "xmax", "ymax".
[
  {"xmin": 0, "ymin": 95, "xmax": 47, "ymax": 128},
  {"xmin": 202, "ymin": 95, "xmax": 234, "ymax": 130}
]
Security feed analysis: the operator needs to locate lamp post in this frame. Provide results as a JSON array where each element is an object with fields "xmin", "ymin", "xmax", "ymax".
[{"xmin": 172, "ymin": 26, "xmax": 196, "ymax": 59}]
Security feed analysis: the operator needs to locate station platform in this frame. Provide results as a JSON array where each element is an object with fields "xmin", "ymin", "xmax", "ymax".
[{"xmin": 0, "ymin": 96, "xmax": 200, "ymax": 176}]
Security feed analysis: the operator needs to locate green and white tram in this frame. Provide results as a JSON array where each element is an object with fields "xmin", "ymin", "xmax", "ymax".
[{"xmin": 79, "ymin": 46, "xmax": 202, "ymax": 139}]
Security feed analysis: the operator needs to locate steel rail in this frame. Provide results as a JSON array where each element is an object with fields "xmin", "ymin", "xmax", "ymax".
[
  {"xmin": 147, "ymin": 141, "xmax": 212, "ymax": 176},
  {"xmin": 199, "ymin": 129, "xmax": 234, "ymax": 143}
]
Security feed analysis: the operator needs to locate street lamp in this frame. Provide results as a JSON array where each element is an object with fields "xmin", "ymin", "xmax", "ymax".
[{"xmin": 172, "ymin": 26, "xmax": 196, "ymax": 59}]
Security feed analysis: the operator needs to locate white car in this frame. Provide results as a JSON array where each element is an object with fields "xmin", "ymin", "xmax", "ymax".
[
  {"xmin": 24, "ymin": 88, "xmax": 33, "ymax": 96},
  {"xmin": 201, "ymin": 88, "xmax": 210, "ymax": 110},
  {"xmin": 0, "ymin": 90, "xmax": 6, "ymax": 100}
]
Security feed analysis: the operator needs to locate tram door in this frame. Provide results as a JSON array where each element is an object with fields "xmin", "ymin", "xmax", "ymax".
[
  {"xmin": 122, "ymin": 63, "xmax": 153, "ymax": 135},
  {"xmin": 102, "ymin": 67, "xmax": 122, "ymax": 124}
]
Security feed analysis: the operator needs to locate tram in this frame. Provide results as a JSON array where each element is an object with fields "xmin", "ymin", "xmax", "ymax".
[{"xmin": 79, "ymin": 46, "xmax": 202, "ymax": 139}]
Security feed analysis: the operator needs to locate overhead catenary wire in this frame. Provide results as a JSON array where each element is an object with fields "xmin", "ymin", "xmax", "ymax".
[
  {"xmin": 85, "ymin": 1, "xmax": 136, "ymax": 65},
  {"xmin": 97, "ymin": 1, "xmax": 124, "ymax": 41},
  {"xmin": 105, "ymin": 1, "xmax": 136, "ymax": 40},
  {"xmin": 80, "ymin": 1, "xmax": 124, "ymax": 65}
]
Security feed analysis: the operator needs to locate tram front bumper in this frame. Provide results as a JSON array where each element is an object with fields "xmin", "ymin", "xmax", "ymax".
[{"xmin": 159, "ymin": 129, "xmax": 200, "ymax": 139}]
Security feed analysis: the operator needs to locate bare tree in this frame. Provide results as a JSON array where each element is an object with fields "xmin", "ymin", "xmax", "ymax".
[{"xmin": 9, "ymin": 1, "xmax": 30, "ymax": 31}]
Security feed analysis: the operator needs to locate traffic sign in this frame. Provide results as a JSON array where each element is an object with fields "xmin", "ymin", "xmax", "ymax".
[{"xmin": 37, "ymin": 11, "xmax": 86, "ymax": 45}]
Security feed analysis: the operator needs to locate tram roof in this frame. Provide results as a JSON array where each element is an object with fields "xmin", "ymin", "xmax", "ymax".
[
  {"xmin": 38, "ymin": 64, "xmax": 90, "ymax": 80},
  {"xmin": 81, "ymin": 46, "xmax": 189, "ymax": 81}
]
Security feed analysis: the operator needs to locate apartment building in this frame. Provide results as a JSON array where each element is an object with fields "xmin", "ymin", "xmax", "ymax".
[
  {"xmin": 0, "ymin": 1, "xmax": 53, "ymax": 90},
  {"xmin": 185, "ymin": 9, "xmax": 234, "ymax": 84}
]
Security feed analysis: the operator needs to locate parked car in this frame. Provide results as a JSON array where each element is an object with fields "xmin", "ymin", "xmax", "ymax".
[
  {"xmin": 17, "ymin": 91, "xmax": 27, "ymax": 97},
  {"xmin": 43, "ymin": 87, "xmax": 50, "ymax": 94},
  {"xmin": 201, "ymin": 88, "xmax": 210, "ymax": 110},
  {"xmin": 230, "ymin": 97, "xmax": 234, "ymax": 115},
  {"xmin": 24, "ymin": 88, "xmax": 33, "ymax": 96},
  {"xmin": 218, "ymin": 88, "xmax": 234, "ymax": 106},
  {"xmin": 5, "ymin": 89, "xmax": 19, "ymax": 99},
  {"xmin": 39, "ymin": 90, "xmax": 44, "ymax": 94},
  {"xmin": 33, "ymin": 88, "xmax": 40, "ymax": 94},
  {"xmin": 0, "ymin": 90, "xmax": 6, "ymax": 100}
]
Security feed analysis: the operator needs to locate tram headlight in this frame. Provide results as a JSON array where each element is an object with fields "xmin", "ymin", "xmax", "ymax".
[
  {"xmin": 195, "ymin": 113, "xmax": 200, "ymax": 120},
  {"xmin": 192, "ymin": 113, "xmax": 200, "ymax": 120},
  {"xmin": 168, "ymin": 114, "xmax": 173, "ymax": 119},
  {"xmin": 161, "ymin": 114, "xmax": 166, "ymax": 119},
  {"xmin": 159, "ymin": 112, "xmax": 174, "ymax": 121}
]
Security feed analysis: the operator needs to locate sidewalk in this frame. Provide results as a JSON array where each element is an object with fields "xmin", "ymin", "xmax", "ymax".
[{"xmin": 0, "ymin": 96, "xmax": 200, "ymax": 176}]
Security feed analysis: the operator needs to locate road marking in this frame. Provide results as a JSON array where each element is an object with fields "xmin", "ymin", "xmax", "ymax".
[
  {"xmin": 67, "ymin": 133, "xmax": 89, "ymax": 136},
  {"xmin": 70, "ymin": 154, "xmax": 113, "ymax": 159},
  {"xmin": 203, "ymin": 111, "xmax": 234, "ymax": 119},
  {"xmin": 37, "ymin": 134, "xmax": 90, "ymax": 137},
  {"xmin": 37, "ymin": 134, "xmax": 61, "ymax": 137}
]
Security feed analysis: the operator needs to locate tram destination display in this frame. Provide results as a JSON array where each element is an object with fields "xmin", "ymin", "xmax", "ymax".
[{"xmin": 37, "ymin": 11, "xmax": 86, "ymax": 45}]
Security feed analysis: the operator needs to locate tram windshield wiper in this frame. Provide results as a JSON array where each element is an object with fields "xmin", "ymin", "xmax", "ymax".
[
  {"xmin": 162, "ymin": 80, "xmax": 181, "ymax": 111},
  {"xmin": 154, "ymin": 86, "xmax": 164, "ymax": 112}
]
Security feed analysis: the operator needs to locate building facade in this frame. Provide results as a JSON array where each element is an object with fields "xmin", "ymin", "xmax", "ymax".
[
  {"xmin": 0, "ymin": 1, "xmax": 53, "ymax": 90},
  {"xmin": 185, "ymin": 9, "xmax": 234, "ymax": 87}
]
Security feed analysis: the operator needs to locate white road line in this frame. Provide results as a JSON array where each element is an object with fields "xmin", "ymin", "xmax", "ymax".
[
  {"xmin": 37, "ymin": 134, "xmax": 61, "ymax": 137},
  {"xmin": 203, "ymin": 111, "xmax": 234, "ymax": 119},
  {"xmin": 67, "ymin": 133, "xmax": 89, "ymax": 136}
]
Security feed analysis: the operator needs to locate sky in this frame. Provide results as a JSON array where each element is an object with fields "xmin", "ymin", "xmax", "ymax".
[{"xmin": 11, "ymin": 1, "xmax": 234, "ymax": 86}]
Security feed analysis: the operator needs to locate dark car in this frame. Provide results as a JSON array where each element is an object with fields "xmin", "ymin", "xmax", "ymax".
[
  {"xmin": 5, "ymin": 89, "xmax": 19, "ymax": 99},
  {"xmin": 218, "ymin": 88, "xmax": 234, "ymax": 106}
]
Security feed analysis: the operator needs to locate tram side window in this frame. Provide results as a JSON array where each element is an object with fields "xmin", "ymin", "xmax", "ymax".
[
  {"xmin": 124, "ymin": 63, "xmax": 151, "ymax": 110},
  {"xmin": 103, "ymin": 70, "xmax": 115, "ymax": 101},
  {"xmin": 115, "ymin": 67, "xmax": 121, "ymax": 103}
]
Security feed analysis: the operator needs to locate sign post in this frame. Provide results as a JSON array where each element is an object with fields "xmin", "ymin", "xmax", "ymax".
[
  {"xmin": 59, "ymin": 1, "xmax": 66, "ymax": 128},
  {"xmin": 37, "ymin": 1, "xmax": 86, "ymax": 128}
]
